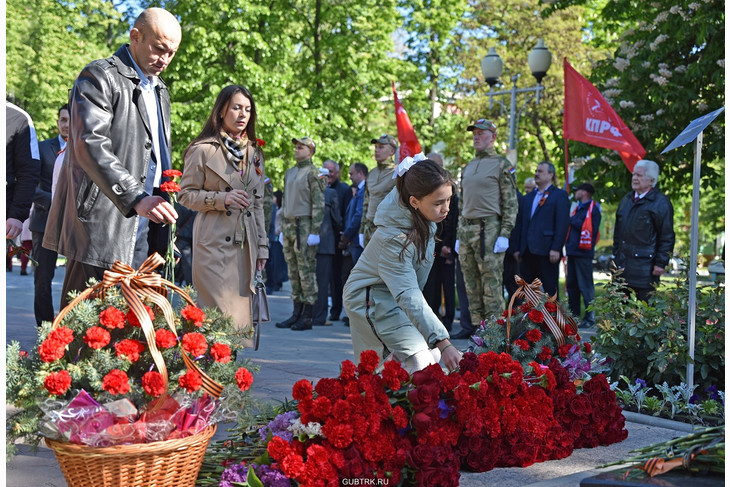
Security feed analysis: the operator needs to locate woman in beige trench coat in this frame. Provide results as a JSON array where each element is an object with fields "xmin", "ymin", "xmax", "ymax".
[{"xmin": 179, "ymin": 85, "xmax": 268, "ymax": 348}]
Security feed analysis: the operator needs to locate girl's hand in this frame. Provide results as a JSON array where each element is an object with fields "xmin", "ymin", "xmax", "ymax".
[{"xmin": 438, "ymin": 341, "xmax": 462, "ymax": 373}]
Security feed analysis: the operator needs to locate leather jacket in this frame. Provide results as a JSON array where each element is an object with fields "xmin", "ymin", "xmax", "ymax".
[
  {"xmin": 612, "ymin": 188, "xmax": 675, "ymax": 288},
  {"xmin": 43, "ymin": 45, "xmax": 171, "ymax": 268}
]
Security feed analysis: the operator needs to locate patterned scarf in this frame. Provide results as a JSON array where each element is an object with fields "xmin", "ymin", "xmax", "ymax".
[{"xmin": 220, "ymin": 131, "xmax": 248, "ymax": 164}]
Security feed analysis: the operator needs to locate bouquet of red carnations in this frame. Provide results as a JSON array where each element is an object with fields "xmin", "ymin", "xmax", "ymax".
[{"xmin": 6, "ymin": 254, "xmax": 255, "ymax": 456}]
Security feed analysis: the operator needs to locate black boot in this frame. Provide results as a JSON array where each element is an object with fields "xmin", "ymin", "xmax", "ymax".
[
  {"xmin": 291, "ymin": 304, "xmax": 313, "ymax": 330},
  {"xmin": 276, "ymin": 302, "xmax": 303, "ymax": 328}
]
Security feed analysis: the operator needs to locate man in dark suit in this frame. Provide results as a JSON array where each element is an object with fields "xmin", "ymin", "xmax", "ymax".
[
  {"xmin": 312, "ymin": 180, "xmax": 342, "ymax": 326},
  {"xmin": 30, "ymin": 104, "xmax": 69, "ymax": 325},
  {"xmin": 513, "ymin": 161, "xmax": 570, "ymax": 297},
  {"xmin": 323, "ymin": 160, "xmax": 352, "ymax": 322}
]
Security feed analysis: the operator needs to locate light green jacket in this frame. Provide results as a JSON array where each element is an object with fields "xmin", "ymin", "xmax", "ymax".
[{"xmin": 343, "ymin": 187, "xmax": 449, "ymax": 364}]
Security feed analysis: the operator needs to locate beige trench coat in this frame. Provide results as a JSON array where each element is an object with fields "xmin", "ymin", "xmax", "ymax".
[{"xmin": 178, "ymin": 137, "xmax": 269, "ymax": 348}]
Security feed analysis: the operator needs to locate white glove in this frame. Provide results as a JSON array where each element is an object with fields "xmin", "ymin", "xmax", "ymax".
[
  {"xmin": 493, "ymin": 236, "xmax": 509, "ymax": 254},
  {"xmin": 454, "ymin": 240, "xmax": 460, "ymax": 255},
  {"xmin": 307, "ymin": 234, "xmax": 320, "ymax": 246},
  {"xmin": 358, "ymin": 234, "xmax": 364, "ymax": 247},
  {"xmin": 278, "ymin": 232, "xmax": 284, "ymax": 245}
]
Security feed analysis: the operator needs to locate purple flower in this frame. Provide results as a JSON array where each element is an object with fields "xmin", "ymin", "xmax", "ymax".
[
  {"xmin": 255, "ymin": 463, "xmax": 292, "ymax": 487},
  {"xmin": 635, "ymin": 378, "xmax": 647, "ymax": 388},
  {"xmin": 220, "ymin": 462, "xmax": 248, "ymax": 486},
  {"xmin": 258, "ymin": 410, "xmax": 297, "ymax": 442},
  {"xmin": 705, "ymin": 385, "xmax": 720, "ymax": 401}
]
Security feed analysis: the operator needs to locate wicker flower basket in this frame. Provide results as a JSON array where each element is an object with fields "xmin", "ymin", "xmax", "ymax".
[{"xmin": 45, "ymin": 424, "xmax": 216, "ymax": 487}]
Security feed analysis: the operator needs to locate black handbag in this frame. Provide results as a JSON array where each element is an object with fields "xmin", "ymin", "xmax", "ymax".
[{"xmin": 251, "ymin": 271, "xmax": 270, "ymax": 350}]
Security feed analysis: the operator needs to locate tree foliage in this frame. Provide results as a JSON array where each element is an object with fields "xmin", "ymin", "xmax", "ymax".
[{"xmin": 6, "ymin": 0, "xmax": 128, "ymax": 138}]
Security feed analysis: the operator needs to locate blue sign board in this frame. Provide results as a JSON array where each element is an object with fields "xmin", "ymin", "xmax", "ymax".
[{"xmin": 661, "ymin": 106, "xmax": 725, "ymax": 154}]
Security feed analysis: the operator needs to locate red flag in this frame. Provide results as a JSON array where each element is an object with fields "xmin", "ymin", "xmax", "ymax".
[
  {"xmin": 563, "ymin": 58, "xmax": 646, "ymax": 172},
  {"xmin": 392, "ymin": 81, "xmax": 422, "ymax": 161}
]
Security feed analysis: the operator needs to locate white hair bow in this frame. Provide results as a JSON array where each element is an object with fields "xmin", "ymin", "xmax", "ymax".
[{"xmin": 393, "ymin": 152, "xmax": 426, "ymax": 179}]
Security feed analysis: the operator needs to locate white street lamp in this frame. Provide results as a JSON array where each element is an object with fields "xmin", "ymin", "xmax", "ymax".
[{"xmin": 481, "ymin": 39, "xmax": 553, "ymax": 154}]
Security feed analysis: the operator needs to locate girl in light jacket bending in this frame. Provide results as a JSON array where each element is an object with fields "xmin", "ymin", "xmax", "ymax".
[
  {"xmin": 179, "ymin": 85, "xmax": 268, "ymax": 348},
  {"xmin": 343, "ymin": 157, "xmax": 462, "ymax": 374}
]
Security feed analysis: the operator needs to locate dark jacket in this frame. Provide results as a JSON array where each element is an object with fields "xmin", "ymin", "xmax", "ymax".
[
  {"xmin": 613, "ymin": 188, "xmax": 675, "ymax": 288},
  {"xmin": 565, "ymin": 199, "xmax": 602, "ymax": 258},
  {"xmin": 344, "ymin": 183, "xmax": 365, "ymax": 242},
  {"xmin": 318, "ymin": 187, "xmax": 342, "ymax": 255},
  {"xmin": 43, "ymin": 45, "xmax": 172, "ymax": 268},
  {"xmin": 435, "ymin": 192, "xmax": 458, "ymax": 254},
  {"xmin": 6, "ymin": 102, "xmax": 41, "ymax": 222},
  {"xmin": 330, "ymin": 179, "xmax": 352, "ymax": 227},
  {"xmin": 29, "ymin": 136, "xmax": 61, "ymax": 233},
  {"xmin": 514, "ymin": 184, "xmax": 570, "ymax": 256}
]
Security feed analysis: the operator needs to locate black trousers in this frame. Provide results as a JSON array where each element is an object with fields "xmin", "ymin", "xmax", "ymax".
[
  {"xmin": 312, "ymin": 253, "xmax": 333, "ymax": 324},
  {"xmin": 455, "ymin": 256, "xmax": 473, "ymax": 332},
  {"xmin": 423, "ymin": 255, "xmax": 456, "ymax": 331},
  {"xmin": 32, "ymin": 231, "xmax": 58, "ymax": 325},
  {"xmin": 329, "ymin": 248, "xmax": 345, "ymax": 317},
  {"xmin": 521, "ymin": 249, "xmax": 560, "ymax": 298}
]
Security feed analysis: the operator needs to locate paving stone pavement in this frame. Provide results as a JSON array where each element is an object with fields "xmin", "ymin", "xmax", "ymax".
[{"xmin": 4, "ymin": 263, "xmax": 688, "ymax": 486}]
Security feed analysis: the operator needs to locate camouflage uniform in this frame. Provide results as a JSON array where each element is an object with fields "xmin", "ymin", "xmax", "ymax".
[
  {"xmin": 458, "ymin": 147, "xmax": 517, "ymax": 325},
  {"xmin": 282, "ymin": 158, "xmax": 325, "ymax": 305},
  {"xmin": 359, "ymin": 160, "xmax": 396, "ymax": 247}
]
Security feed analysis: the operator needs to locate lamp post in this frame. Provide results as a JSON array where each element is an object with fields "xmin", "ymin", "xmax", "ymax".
[{"xmin": 481, "ymin": 39, "xmax": 553, "ymax": 154}]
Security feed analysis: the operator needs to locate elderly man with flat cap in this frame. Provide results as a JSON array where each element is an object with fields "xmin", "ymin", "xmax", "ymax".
[
  {"xmin": 359, "ymin": 134, "xmax": 398, "ymax": 248},
  {"xmin": 276, "ymin": 136, "xmax": 325, "ymax": 331},
  {"xmin": 566, "ymin": 182, "xmax": 601, "ymax": 328},
  {"xmin": 44, "ymin": 8, "xmax": 181, "ymax": 307},
  {"xmin": 452, "ymin": 119, "xmax": 517, "ymax": 339}
]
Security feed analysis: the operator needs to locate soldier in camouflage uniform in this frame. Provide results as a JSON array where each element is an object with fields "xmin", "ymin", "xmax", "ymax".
[
  {"xmin": 275, "ymin": 137, "xmax": 325, "ymax": 331},
  {"xmin": 452, "ymin": 119, "xmax": 517, "ymax": 339},
  {"xmin": 359, "ymin": 134, "xmax": 397, "ymax": 248}
]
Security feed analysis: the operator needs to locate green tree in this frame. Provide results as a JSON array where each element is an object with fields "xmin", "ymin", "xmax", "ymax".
[
  {"xmin": 163, "ymin": 0, "xmax": 399, "ymax": 190},
  {"xmin": 6, "ymin": 0, "xmax": 128, "ymax": 138},
  {"xmin": 435, "ymin": 0, "xmax": 608, "ymax": 186}
]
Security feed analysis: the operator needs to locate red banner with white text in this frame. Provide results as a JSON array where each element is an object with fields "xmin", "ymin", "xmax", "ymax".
[{"xmin": 563, "ymin": 58, "xmax": 646, "ymax": 172}]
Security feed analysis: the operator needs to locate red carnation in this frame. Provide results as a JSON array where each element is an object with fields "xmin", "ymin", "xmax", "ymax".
[
  {"xmin": 537, "ymin": 345, "xmax": 553, "ymax": 362},
  {"xmin": 514, "ymin": 339, "xmax": 530, "ymax": 351},
  {"xmin": 528, "ymin": 309, "xmax": 544, "ymax": 323},
  {"xmin": 255, "ymin": 138, "xmax": 266, "ymax": 147},
  {"xmin": 526, "ymin": 328, "xmax": 542, "ymax": 343},
  {"xmin": 357, "ymin": 350, "xmax": 380, "ymax": 375},
  {"xmin": 182, "ymin": 332, "xmax": 208, "ymax": 356},
  {"xmin": 103, "ymin": 369, "xmax": 131, "ymax": 395},
  {"xmin": 210, "ymin": 343, "xmax": 232, "ymax": 363},
  {"xmin": 83, "ymin": 326, "xmax": 111, "ymax": 349},
  {"xmin": 558, "ymin": 344, "xmax": 573, "ymax": 358},
  {"xmin": 142, "ymin": 371, "xmax": 166, "ymax": 397},
  {"xmin": 181, "ymin": 305, "xmax": 206, "ymax": 327},
  {"xmin": 160, "ymin": 181, "xmax": 181, "ymax": 193},
  {"xmin": 545, "ymin": 302, "xmax": 557, "ymax": 313},
  {"xmin": 496, "ymin": 318, "xmax": 506, "ymax": 326},
  {"xmin": 115, "ymin": 339, "xmax": 145, "ymax": 362},
  {"xmin": 179, "ymin": 370, "xmax": 203, "ymax": 392},
  {"xmin": 38, "ymin": 338, "xmax": 67, "ymax": 363},
  {"xmin": 162, "ymin": 169, "xmax": 182, "ymax": 178},
  {"xmin": 48, "ymin": 327, "xmax": 74, "ymax": 345},
  {"xmin": 583, "ymin": 342, "xmax": 592, "ymax": 354},
  {"xmin": 155, "ymin": 329, "xmax": 177, "ymax": 349},
  {"xmin": 235, "ymin": 367, "xmax": 254, "ymax": 391},
  {"xmin": 127, "ymin": 305, "xmax": 154, "ymax": 327},
  {"xmin": 292, "ymin": 379, "xmax": 313, "ymax": 401},
  {"xmin": 44, "ymin": 370, "xmax": 72, "ymax": 396},
  {"xmin": 99, "ymin": 306, "xmax": 126, "ymax": 329}
]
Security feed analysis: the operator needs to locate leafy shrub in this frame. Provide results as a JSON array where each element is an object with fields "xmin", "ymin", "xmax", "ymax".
[{"xmin": 591, "ymin": 277, "xmax": 724, "ymax": 393}]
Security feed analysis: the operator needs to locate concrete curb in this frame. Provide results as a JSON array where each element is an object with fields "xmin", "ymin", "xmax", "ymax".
[{"xmin": 622, "ymin": 410, "xmax": 697, "ymax": 433}]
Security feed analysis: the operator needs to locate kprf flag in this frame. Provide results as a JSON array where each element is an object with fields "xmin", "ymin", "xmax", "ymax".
[
  {"xmin": 563, "ymin": 58, "xmax": 646, "ymax": 172},
  {"xmin": 392, "ymin": 81, "xmax": 422, "ymax": 162}
]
